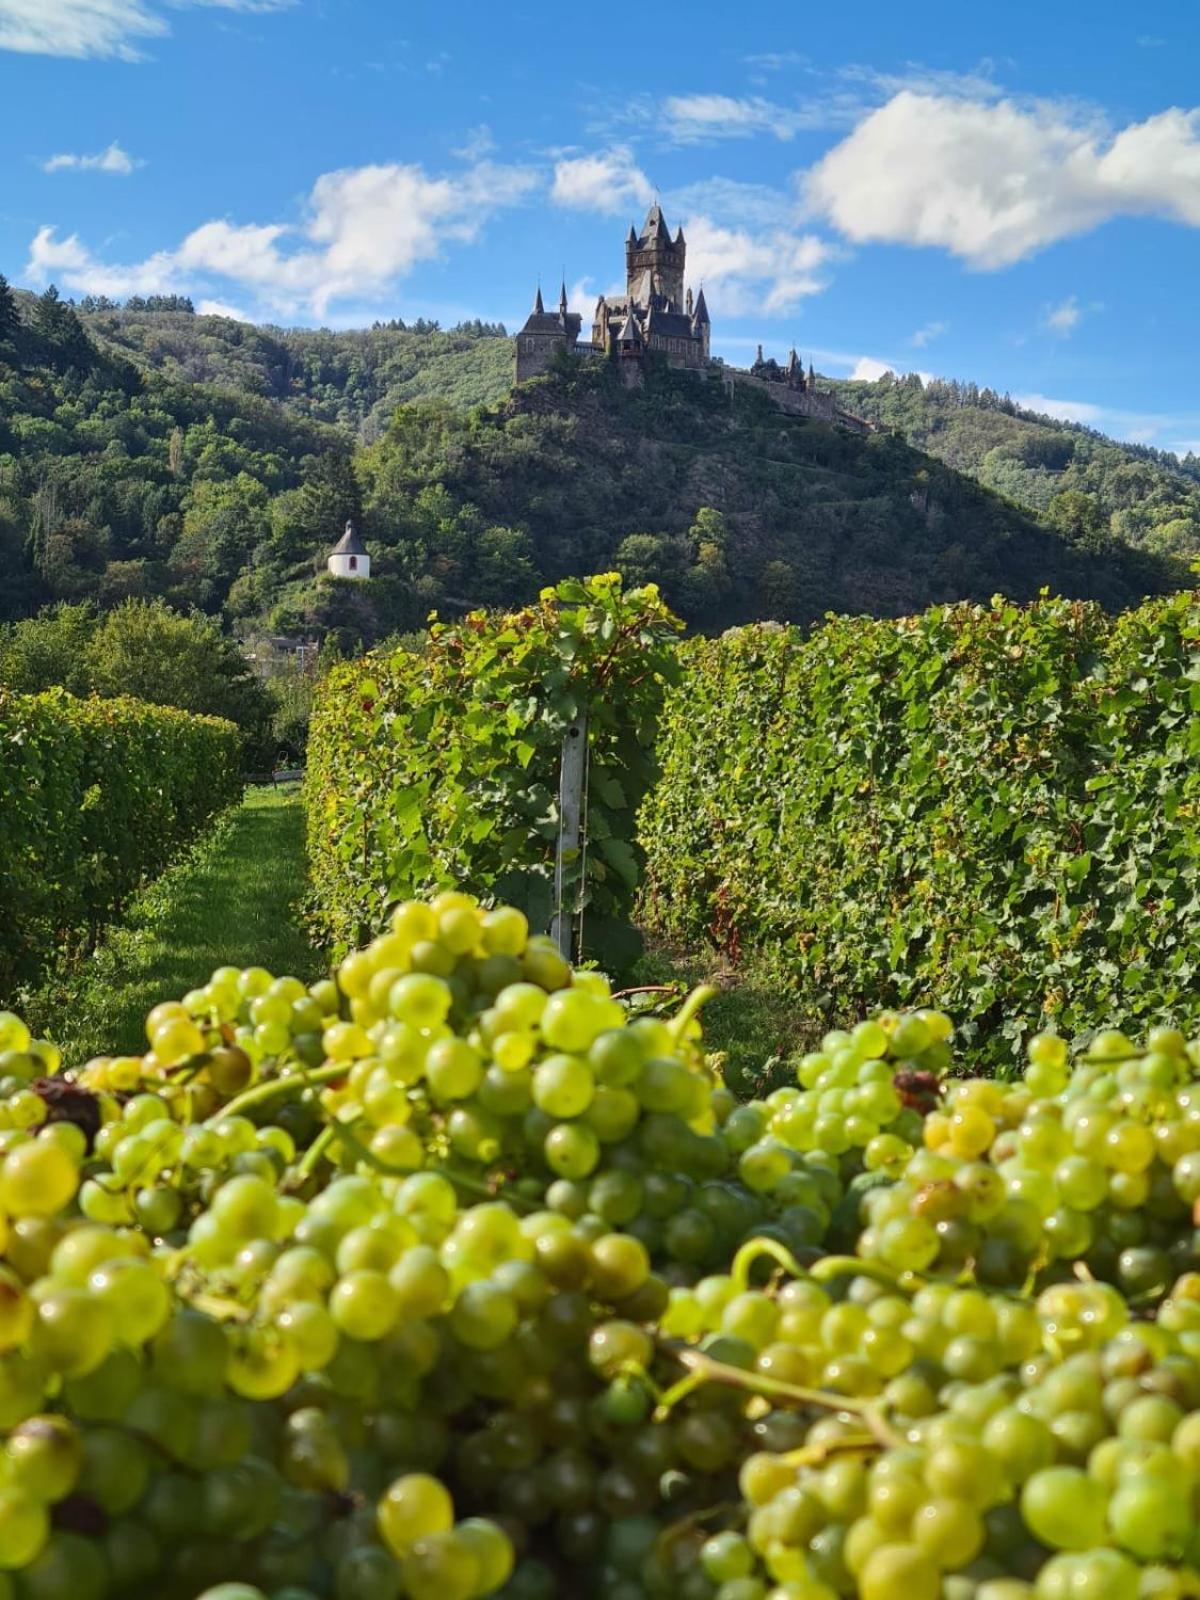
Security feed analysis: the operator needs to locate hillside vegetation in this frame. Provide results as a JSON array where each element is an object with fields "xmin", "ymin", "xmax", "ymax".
[
  {"xmin": 77, "ymin": 301, "xmax": 513, "ymax": 429},
  {"xmin": 81, "ymin": 302, "xmax": 1200, "ymax": 565},
  {"xmin": 826, "ymin": 372, "xmax": 1200, "ymax": 559},
  {"xmin": 0, "ymin": 283, "xmax": 1187, "ymax": 642}
]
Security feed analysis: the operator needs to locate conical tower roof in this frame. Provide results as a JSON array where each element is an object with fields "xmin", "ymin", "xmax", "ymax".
[
  {"xmin": 616, "ymin": 305, "xmax": 642, "ymax": 344},
  {"xmin": 331, "ymin": 519, "xmax": 367, "ymax": 557}
]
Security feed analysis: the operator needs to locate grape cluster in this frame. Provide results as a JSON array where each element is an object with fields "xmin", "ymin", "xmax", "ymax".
[{"xmin": 1, "ymin": 893, "xmax": 1200, "ymax": 1599}]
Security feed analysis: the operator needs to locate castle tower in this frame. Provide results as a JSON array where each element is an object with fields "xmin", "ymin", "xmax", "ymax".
[
  {"xmin": 625, "ymin": 203, "xmax": 686, "ymax": 311},
  {"xmin": 514, "ymin": 281, "xmax": 582, "ymax": 383},
  {"xmin": 691, "ymin": 286, "xmax": 710, "ymax": 359}
]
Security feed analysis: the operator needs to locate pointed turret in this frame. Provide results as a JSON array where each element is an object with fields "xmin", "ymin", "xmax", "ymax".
[
  {"xmin": 692, "ymin": 286, "xmax": 710, "ymax": 325},
  {"xmin": 627, "ymin": 223, "xmax": 638, "ymax": 246},
  {"xmin": 755, "ymin": 343, "xmax": 764, "ymax": 366},
  {"xmin": 616, "ymin": 304, "xmax": 642, "ymax": 347},
  {"xmin": 642, "ymin": 201, "xmax": 666, "ymax": 237},
  {"xmin": 533, "ymin": 284, "xmax": 544, "ymax": 314},
  {"xmin": 808, "ymin": 361, "xmax": 816, "ymax": 389},
  {"xmin": 787, "ymin": 347, "xmax": 800, "ymax": 382},
  {"xmin": 675, "ymin": 225, "xmax": 686, "ymax": 247},
  {"xmin": 558, "ymin": 280, "xmax": 568, "ymax": 317}
]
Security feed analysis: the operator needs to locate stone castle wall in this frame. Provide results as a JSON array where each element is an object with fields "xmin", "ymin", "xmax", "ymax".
[
  {"xmin": 515, "ymin": 334, "xmax": 566, "ymax": 383},
  {"xmin": 726, "ymin": 371, "xmax": 874, "ymax": 434}
]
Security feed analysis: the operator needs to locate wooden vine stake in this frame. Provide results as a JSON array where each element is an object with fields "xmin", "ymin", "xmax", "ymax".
[{"xmin": 551, "ymin": 711, "xmax": 589, "ymax": 960}]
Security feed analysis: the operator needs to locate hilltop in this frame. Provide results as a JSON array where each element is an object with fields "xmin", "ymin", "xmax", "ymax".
[
  {"xmin": 0, "ymin": 287, "xmax": 1186, "ymax": 641},
  {"xmin": 78, "ymin": 302, "xmax": 1200, "ymax": 565},
  {"xmin": 76, "ymin": 301, "xmax": 513, "ymax": 431}
]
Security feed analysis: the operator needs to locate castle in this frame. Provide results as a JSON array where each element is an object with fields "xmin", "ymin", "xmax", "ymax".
[
  {"xmin": 514, "ymin": 203, "xmax": 874, "ymax": 432},
  {"xmin": 515, "ymin": 203, "xmax": 709, "ymax": 384}
]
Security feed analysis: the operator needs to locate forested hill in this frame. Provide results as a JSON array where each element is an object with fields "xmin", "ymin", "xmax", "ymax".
[
  {"xmin": 0, "ymin": 283, "xmax": 1186, "ymax": 641},
  {"xmin": 80, "ymin": 301, "xmax": 1200, "ymax": 564},
  {"xmin": 824, "ymin": 372, "xmax": 1200, "ymax": 560},
  {"xmin": 77, "ymin": 301, "xmax": 513, "ymax": 431}
]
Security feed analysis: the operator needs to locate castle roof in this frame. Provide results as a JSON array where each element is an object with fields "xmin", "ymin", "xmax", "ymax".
[
  {"xmin": 331, "ymin": 520, "xmax": 367, "ymax": 557},
  {"xmin": 519, "ymin": 284, "xmax": 583, "ymax": 336},
  {"xmin": 633, "ymin": 202, "xmax": 680, "ymax": 252},
  {"xmin": 616, "ymin": 306, "xmax": 642, "ymax": 343},
  {"xmin": 692, "ymin": 286, "xmax": 710, "ymax": 324},
  {"xmin": 645, "ymin": 308, "xmax": 698, "ymax": 340}
]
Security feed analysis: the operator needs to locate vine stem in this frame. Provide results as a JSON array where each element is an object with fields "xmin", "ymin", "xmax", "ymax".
[
  {"xmin": 321, "ymin": 1116, "xmax": 539, "ymax": 1213},
  {"xmin": 293, "ymin": 1123, "xmax": 336, "ymax": 1184},
  {"xmin": 657, "ymin": 1344, "xmax": 904, "ymax": 1449},
  {"xmin": 730, "ymin": 1236, "xmax": 809, "ymax": 1290},
  {"xmin": 668, "ymin": 983, "xmax": 719, "ymax": 1043},
  {"xmin": 809, "ymin": 1255, "xmax": 906, "ymax": 1288},
  {"xmin": 214, "ymin": 1062, "xmax": 348, "ymax": 1121}
]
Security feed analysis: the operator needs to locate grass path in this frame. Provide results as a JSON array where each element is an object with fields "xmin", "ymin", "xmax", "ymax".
[{"xmin": 29, "ymin": 785, "xmax": 321, "ymax": 1060}]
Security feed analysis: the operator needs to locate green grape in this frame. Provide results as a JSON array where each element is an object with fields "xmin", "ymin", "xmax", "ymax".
[
  {"xmin": 377, "ymin": 1473, "xmax": 455, "ymax": 1558},
  {"xmin": 1020, "ymin": 1467, "xmax": 1108, "ymax": 1550},
  {"xmin": 0, "ymin": 1487, "xmax": 48, "ymax": 1568}
]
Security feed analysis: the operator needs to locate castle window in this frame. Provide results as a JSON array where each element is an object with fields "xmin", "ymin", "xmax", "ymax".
[{"xmin": 348, "ymin": 556, "xmax": 357, "ymax": 572}]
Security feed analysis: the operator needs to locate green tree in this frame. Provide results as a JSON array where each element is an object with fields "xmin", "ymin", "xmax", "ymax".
[
  {"xmin": 296, "ymin": 450, "xmax": 363, "ymax": 546},
  {"xmin": 32, "ymin": 286, "xmax": 91, "ymax": 368},
  {"xmin": 0, "ymin": 275, "xmax": 17, "ymax": 348},
  {"xmin": 0, "ymin": 602, "xmax": 96, "ymax": 694},
  {"xmin": 1048, "ymin": 490, "xmax": 1108, "ymax": 551},
  {"xmin": 86, "ymin": 599, "xmax": 272, "ymax": 758}
]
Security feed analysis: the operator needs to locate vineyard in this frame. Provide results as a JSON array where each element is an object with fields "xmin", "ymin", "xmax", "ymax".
[
  {"xmin": 641, "ymin": 590, "xmax": 1200, "ymax": 1064},
  {"xmin": 0, "ymin": 689, "xmax": 242, "ymax": 995},
  {"xmin": 0, "ymin": 580, "xmax": 1198, "ymax": 1598}
]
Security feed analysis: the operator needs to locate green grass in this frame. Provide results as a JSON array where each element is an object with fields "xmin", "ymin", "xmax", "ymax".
[
  {"xmin": 28, "ymin": 785, "xmax": 322, "ymax": 1060},
  {"xmin": 632, "ymin": 940, "xmax": 819, "ymax": 1097}
]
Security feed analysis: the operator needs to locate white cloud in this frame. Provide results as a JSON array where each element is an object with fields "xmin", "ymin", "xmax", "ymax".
[
  {"xmin": 742, "ymin": 49, "xmax": 808, "ymax": 71},
  {"xmin": 1043, "ymin": 295, "xmax": 1082, "ymax": 335},
  {"xmin": 26, "ymin": 157, "xmax": 540, "ymax": 317},
  {"xmin": 41, "ymin": 140, "xmax": 140, "ymax": 174},
  {"xmin": 682, "ymin": 217, "xmax": 834, "ymax": 315},
  {"xmin": 551, "ymin": 146, "xmax": 652, "ymax": 215},
  {"xmin": 452, "ymin": 125, "xmax": 494, "ymax": 162},
  {"xmin": 666, "ymin": 176, "xmax": 792, "ymax": 228},
  {"xmin": 1015, "ymin": 393, "xmax": 1106, "ymax": 425},
  {"xmin": 804, "ymin": 91, "xmax": 1200, "ymax": 268},
  {"xmin": 0, "ymin": 0, "xmax": 293, "ymax": 58},
  {"xmin": 838, "ymin": 61, "xmax": 1004, "ymax": 102},
  {"xmin": 849, "ymin": 355, "xmax": 934, "ymax": 383},
  {"xmin": 197, "ymin": 298, "xmax": 248, "ymax": 320},
  {"xmin": 909, "ymin": 320, "xmax": 947, "ymax": 347},
  {"xmin": 662, "ymin": 93, "xmax": 824, "ymax": 144}
]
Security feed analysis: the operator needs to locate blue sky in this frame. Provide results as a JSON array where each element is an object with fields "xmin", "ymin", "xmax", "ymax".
[{"xmin": 2, "ymin": 0, "xmax": 1199, "ymax": 454}]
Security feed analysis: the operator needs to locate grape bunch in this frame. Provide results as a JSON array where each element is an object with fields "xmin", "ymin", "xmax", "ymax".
[{"xmin": 0, "ymin": 891, "xmax": 1199, "ymax": 1599}]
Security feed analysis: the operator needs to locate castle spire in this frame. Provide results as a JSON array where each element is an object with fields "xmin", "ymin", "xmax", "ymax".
[
  {"xmin": 692, "ymin": 286, "xmax": 709, "ymax": 325},
  {"xmin": 533, "ymin": 284, "xmax": 544, "ymax": 314},
  {"xmin": 558, "ymin": 279, "xmax": 568, "ymax": 317}
]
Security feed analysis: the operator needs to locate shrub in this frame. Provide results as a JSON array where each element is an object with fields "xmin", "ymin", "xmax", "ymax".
[{"xmin": 0, "ymin": 688, "xmax": 242, "ymax": 994}]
